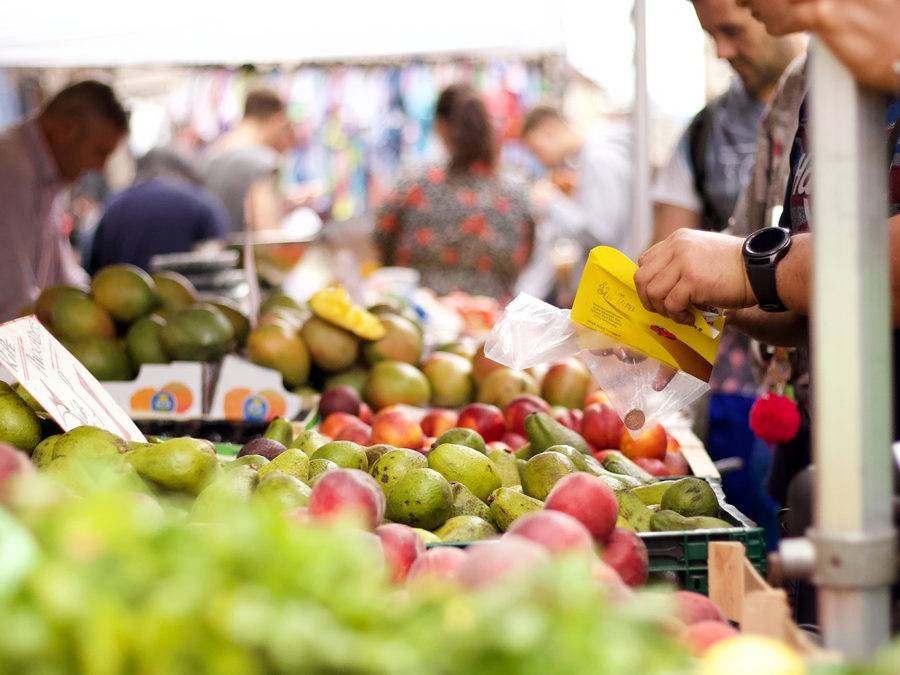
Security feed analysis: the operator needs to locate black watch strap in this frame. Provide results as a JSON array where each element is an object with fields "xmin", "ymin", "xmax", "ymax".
[
  {"xmin": 743, "ymin": 227, "xmax": 792, "ymax": 313},
  {"xmin": 745, "ymin": 260, "xmax": 788, "ymax": 312}
]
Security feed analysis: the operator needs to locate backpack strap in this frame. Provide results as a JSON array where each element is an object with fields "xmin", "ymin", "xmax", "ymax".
[{"xmin": 687, "ymin": 95, "xmax": 725, "ymax": 231}]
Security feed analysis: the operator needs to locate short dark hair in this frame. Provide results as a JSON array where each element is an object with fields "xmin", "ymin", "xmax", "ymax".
[
  {"xmin": 521, "ymin": 105, "xmax": 564, "ymax": 137},
  {"xmin": 43, "ymin": 80, "xmax": 129, "ymax": 132},
  {"xmin": 243, "ymin": 88, "xmax": 286, "ymax": 121},
  {"xmin": 435, "ymin": 83, "xmax": 497, "ymax": 173}
]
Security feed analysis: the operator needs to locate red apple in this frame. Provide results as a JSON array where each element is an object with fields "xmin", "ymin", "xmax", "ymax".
[
  {"xmin": 544, "ymin": 472, "xmax": 619, "ymax": 543},
  {"xmin": 553, "ymin": 408, "xmax": 584, "ymax": 433},
  {"xmin": 632, "ymin": 457, "xmax": 670, "ymax": 477},
  {"xmin": 335, "ymin": 422, "xmax": 373, "ymax": 446},
  {"xmin": 376, "ymin": 523, "xmax": 426, "ymax": 583},
  {"xmin": 619, "ymin": 424, "xmax": 667, "ymax": 461},
  {"xmin": 583, "ymin": 382, "xmax": 609, "ymax": 407},
  {"xmin": 472, "ymin": 342, "xmax": 505, "ymax": 384},
  {"xmin": 421, "ymin": 409, "xmax": 458, "ymax": 438},
  {"xmin": 407, "ymin": 546, "xmax": 467, "ymax": 585},
  {"xmin": 679, "ymin": 621, "xmax": 739, "ymax": 656},
  {"xmin": 320, "ymin": 412, "xmax": 362, "ymax": 439},
  {"xmin": 672, "ymin": 590, "xmax": 726, "ymax": 625},
  {"xmin": 488, "ymin": 441, "xmax": 512, "ymax": 452},
  {"xmin": 0, "ymin": 443, "xmax": 35, "ymax": 506},
  {"xmin": 666, "ymin": 434, "xmax": 681, "ymax": 454},
  {"xmin": 506, "ymin": 510, "xmax": 595, "ymax": 557},
  {"xmin": 457, "ymin": 403, "xmax": 505, "ymax": 443},
  {"xmin": 371, "ymin": 409, "xmax": 424, "ymax": 450},
  {"xmin": 458, "ymin": 535, "xmax": 548, "ymax": 589},
  {"xmin": 601, "ymin": 527, "xmax": 649, "ymax": 588},
  {"xmin": 318, "ymin": 385, "xmax": 362, "ymax": 419},
  {"xmin": 287, "ymin": 506, "xmax": 310, "ymax": 524},
  {"xmin": 591, "ymin": 559, "xmax": 632, "ymax": 602},
  {"xmin": 359, "ymin": 402, "xmax": 374, "ymax": 425},
  {"xmin": 504, "ymin": 394, "xmax": 552, "ymax": 436},
  {"xmin": 501, "ymin": 432, "xmax": 527, "ymax": 451},
  {"xmin": 582, "ymin": 403, "xmax": 625, "ymax": 449},
  {"xmin": 592, "ymin": 449, "xmax": 620, "ymax": 463},
  {"xmin": 308, "ymin": 469, "xmax": 385, "ymax": 529},
  {"xmin": 663, "ymin": 452, "xmax": 690, "ymax": 476},
  {"xmin": 541, "ymin": 358, "xmax": 592, "ymax": 409}
]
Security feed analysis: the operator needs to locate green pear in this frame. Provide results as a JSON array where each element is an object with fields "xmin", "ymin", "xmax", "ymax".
[
  {"xmin": 487, "ymin": 487, "xmax": 543, "ymax": 531},
  {"xmin": 449, "ymin": 481, "xmax": 494, "ymax": 525},
  {"xmin": 192, "ymin": 465, "xmax": 259, "ymax": 521},
  {"xmin": 258, "ymin": 448, "xmax": 309, "ymax": 482},
  {"xmin": 253, "ymin": 471, "xmax": 311, "ymax": 511},
  {"xmin": 125, "ymin": 437, "xmax": 219, "ymax": 495},
  {"xmin": 52, "ymin": 426, "xmax": 130, "ymax": 461},
  {"xmin": 290, "ymin": 430, "xmax": 330, "ymax": 456},
  {"xmin": 433, "ymin": 515, "xmax": 497, "ymax": 542}
]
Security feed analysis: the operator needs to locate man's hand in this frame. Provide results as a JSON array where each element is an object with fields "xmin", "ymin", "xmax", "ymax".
[
  {"xmin": 790, "ymin": 0, "xmax": 900, "ymax": 93},
  {"xmin": 634, "ymin": 229, "xmax": 756, "ymax": 324}
]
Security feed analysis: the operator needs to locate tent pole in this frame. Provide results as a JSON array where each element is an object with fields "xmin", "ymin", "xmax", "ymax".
[
  {"xmin": 632, "ymin": 0, "xmax": 651, "ymax": 252},
  {"xmin": 806, "ymin": 39, "xmax": 896, "ymax": 658}
]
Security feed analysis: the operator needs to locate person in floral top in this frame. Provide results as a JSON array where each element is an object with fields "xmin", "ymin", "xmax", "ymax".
[{"xmin": 375, "ymin": 84, "xmax": 535, "ymax": 301}]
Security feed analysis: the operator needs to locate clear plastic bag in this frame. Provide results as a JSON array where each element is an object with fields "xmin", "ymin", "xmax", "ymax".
[{"xmin": 485, "ymin": 293, "xmax": 711, "ymax": 437}]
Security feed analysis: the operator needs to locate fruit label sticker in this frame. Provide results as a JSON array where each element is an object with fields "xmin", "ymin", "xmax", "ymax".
[
  {"xmin": 209, "ymin": 355, "xmax": 302, "ymax": 421},
  {"xmin": 0, "ymin": 316, "xmax": 146, "ymax": 442}
]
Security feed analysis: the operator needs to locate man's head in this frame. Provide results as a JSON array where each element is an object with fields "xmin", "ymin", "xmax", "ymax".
[
  {"xmin": 37, "ymin": 81, "xmax": 128, "ymax": 184},
  {"xmin": 521, "ymin": 106, "xmax": 580, "ymax": 169},
  {"xmin": 242, "ymin": 88, "xmax": 295, "ymax": 154},
  {"xmin": 735, "ymin": 0, "xmax": 806, "ymax": 37},
  {"xmin": 690, "ymin": 0, "xmax": 802, "ymax": 99}
]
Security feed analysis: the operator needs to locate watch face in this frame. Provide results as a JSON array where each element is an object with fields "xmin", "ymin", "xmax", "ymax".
[{"xmin": 746, "ymin": 227, "xmax": 789, "ymax": 257}]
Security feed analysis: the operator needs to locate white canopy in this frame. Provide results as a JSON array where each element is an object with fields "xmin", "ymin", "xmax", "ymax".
[{"xmin": 0, "ymin": 0, "xmax": 566, "ymax": 67}]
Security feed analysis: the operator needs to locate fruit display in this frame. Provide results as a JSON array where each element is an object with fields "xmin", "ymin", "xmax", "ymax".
[
  {"xmin": 0, "ymin": 374, "xmax": 818, "ymax": 672},
  {"xmin": 23, "ymin": 265, "xmax": 244, "ymax": 383}
]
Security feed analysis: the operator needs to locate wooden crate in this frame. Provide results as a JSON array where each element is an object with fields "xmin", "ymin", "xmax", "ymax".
[{"xmin": 707, "ymin": 541, "xmax": 841, "ymax": 664}]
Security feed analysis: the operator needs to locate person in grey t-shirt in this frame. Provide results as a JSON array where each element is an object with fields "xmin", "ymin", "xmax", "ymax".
[{"xmin": 202, "ymin": 88, "xmax": 296, "ymax": 233}]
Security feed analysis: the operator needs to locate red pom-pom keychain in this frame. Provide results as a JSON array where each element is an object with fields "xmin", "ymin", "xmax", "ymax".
[
  {"xmin": 750, "ymin": 391, "xmax": 801, "ymax": 444},
  {"xmin": 750, "ymin": 346, "xmax": 800, "ymax": 445}
]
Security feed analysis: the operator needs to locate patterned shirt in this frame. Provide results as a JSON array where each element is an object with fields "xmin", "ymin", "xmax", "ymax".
[{"xmin": 375, "ymin": 163, "xmax": 535, "ymax": 300}]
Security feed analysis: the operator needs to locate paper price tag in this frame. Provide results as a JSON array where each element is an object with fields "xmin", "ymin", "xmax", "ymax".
[{"xmin": 0, "ymin": 316, "xmax": 145, "ymax": 442}]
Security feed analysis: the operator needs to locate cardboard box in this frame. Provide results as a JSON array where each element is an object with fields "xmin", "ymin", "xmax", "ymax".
[
  {"xmin": 208, "ymin": 355, "xmax": 306, "ymax": 422},
  {"xmin": 103, "ymin": 362, "xmax": 204, "ymax": 420}
]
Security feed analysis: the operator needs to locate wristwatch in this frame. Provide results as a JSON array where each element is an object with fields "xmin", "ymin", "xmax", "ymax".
[{"xmin": 742, "ymin": 227, "xmax": 792, "ymax": 312}]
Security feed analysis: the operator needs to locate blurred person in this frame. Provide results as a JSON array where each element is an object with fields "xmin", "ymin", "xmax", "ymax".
[
  {"xmin": 375, "ymin": 84, "xmax": 535, "ymax": 300},
  {"xmin": 0, "ymin": 80, "xmax": 128, "ymax": 322},
  {"xmin": 87, "ymin": 148, "xmax": 228, "ymax": 274},
  {"xmin": 202, "ymin": 87, "xmax": 305, "ymax": 233},
  {"xmin": 651, "ymin": 0, "xmax": 805, "ymax": 244},
  {"xmin": 518, "ymin": 106, "xmax": 633, "ymax": 304},
  {"xmin": 788, "ymin": 0, "xmax": 900, "ymax": 93},
  {"xmin": 648, "ymin": 0, "xmax": 803, "ymax": 543}
]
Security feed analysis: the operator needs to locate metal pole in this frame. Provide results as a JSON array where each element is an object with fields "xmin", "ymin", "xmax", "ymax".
[
  {"xmin": 809, "ymin": 39, "xmax": 896, "ymax": 658},
  {"xmin": 632, "ymin": 0, "xmax": 651, "ymax": 253}
]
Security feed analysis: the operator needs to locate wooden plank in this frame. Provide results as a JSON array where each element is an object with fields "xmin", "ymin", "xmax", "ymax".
[
  {"xmin": 708, "ymin": 541, "xmax": 747, "ymax": 622},
  {"xmin": 666, "ymin": 426, "xmax": 721, "ymax": 480}
]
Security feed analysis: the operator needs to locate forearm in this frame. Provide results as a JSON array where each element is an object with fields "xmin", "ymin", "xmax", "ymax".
[
  {"xmin": 726, "ymin": 307, "xmax": 809, "ymax": 347},
  {"xmin": 776, "ymin": 216, "xmax": 900, "ymax": 324},
  {"xmin": 651, "ymin": 203, "xmax": 700, "ymax": 247}
]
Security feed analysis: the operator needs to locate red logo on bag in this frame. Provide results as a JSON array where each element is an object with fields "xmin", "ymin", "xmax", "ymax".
[{"xmin": 650, "ymin": 325, "xmax": 676, "ymax": 340}]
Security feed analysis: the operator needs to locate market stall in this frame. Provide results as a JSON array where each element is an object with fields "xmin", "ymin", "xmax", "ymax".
[{"xmin": 1, "ymin": 0, "xmax": 899, "ymax": 671}]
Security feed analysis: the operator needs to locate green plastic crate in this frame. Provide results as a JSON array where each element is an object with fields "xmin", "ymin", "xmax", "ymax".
[{"xmin": 639, "ymin": 478, "xmax": 766, "ymax": 595}]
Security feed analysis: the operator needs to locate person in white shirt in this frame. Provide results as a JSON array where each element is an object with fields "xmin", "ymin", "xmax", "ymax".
[
  {"xmin": 0, "ymin": 80, "xmax": 128, "ymax": 322},
  {"xmin": 518, "ymin": 106, "xmax": 634, "ymax": 304}
]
